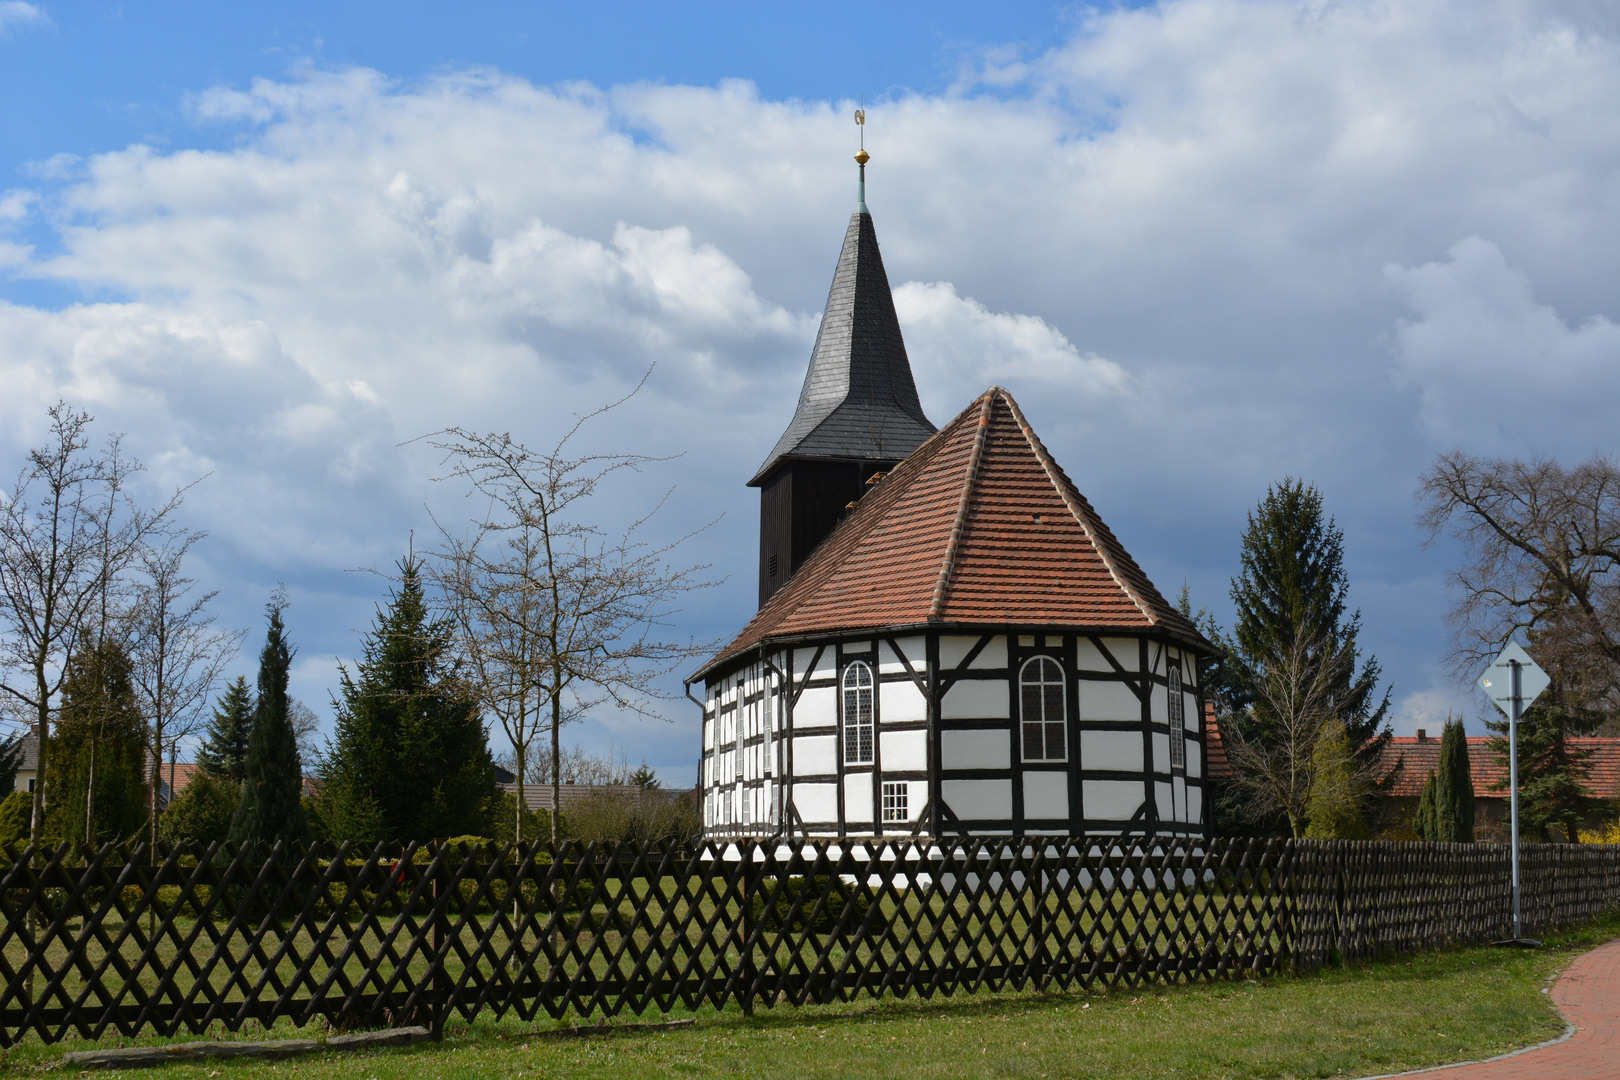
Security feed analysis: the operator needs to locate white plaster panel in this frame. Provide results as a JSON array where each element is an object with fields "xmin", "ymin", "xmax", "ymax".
[
  {"xmin": 880, "ymin": 729, "xmax": 928, "ymax": 771},
  {"xmin": 1080, "ymin": 730, "xmax": 1142, "ymax": 773},
  {"xmin": 1182, "ymin": 693, "xmax": 1199, "ymax": 730},
  {"xmin": 1155, "ymin": 781, "xmax": 1173, "ymax": 822},
  {"xmin": 1150, "ymin": 685, "xmax": 1167, "ymax": 725},
  {"xmin": 1096, "ymin": 637, "xmax": 1137, "ymax": 670},
  {"xmin": 971, "ymin": 636, "xmax": 1007, "ymax": 669},
  {"xmin": 940, "ymin": 634, "xmax": 1007, "ymax": 671},
  {"xmin": 879, "ymin": 636, "xmax": 925, "ymax": 676},
  {"xmin": 1186, "ymin": 785, "xmax": 1203, "ymax": 825},
  {"xmin": 845, "ymin": 781, "xmax": 874, "ymax": 823},
  {"xmin": 1173, "ymin": 776, "xmax": 1186, "ymax": 823},
  {"xmin": 793, "ymin": 734, "xmax": 836, "ymax": 776},
  {"xmin": 793, "ymin": 783, "xmax": 837, "ymax": 824},
  {"xmin": 941, "ymin": 728, "xmax": 1010, "ymax": 770},
  {"xmin": 1074, "ymin": 638, "xmax": 1112, "ymax": 672},
  {"xmin": 880, "ymin": 679, "xmax": 927, "ymax": 724},
  {"xmin": 845, "ymin": 640, "xmax": 875, "ymax": 656},
  {"xmin": 794, "ymin": 646, "xmax": 835, "ymax": 683},
  {"xmin": 942, "ymin": 779, "xmax": 1012, "ymax": 820},
  {"xmin": 1080, "ymin": 681, "xmax": 1140, "ymax": 721},
  {"xmin": 1152, "ymin": 732, "xmax": 1170, "ymax": 774},
  {"xmin": 1185, "ymin": 739, "xmax": 1202, "ymax": 778},
  {"xmin": 942, "ymin": 679, "xmax": 1009, "ymax": 719},
  {"xmin": 794, "ymin": 686, "xmax": 836, "ymax": 729},
  {"xmin": 1082, "ymin": 780, "xmax": 1144, "ymax": 820},
  {"xmin": 1023, "ymin": 771, "xmax": 1069, "ymax": 819}
]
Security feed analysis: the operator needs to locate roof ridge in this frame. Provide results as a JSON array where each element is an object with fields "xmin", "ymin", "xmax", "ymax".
[
  {"xmin": 928, "ymin": 392, "xmax": 994, "ymax": 621},
  {"xmin": 996, "ymin": 388, "xmax": 1159, "ymax": 627}
]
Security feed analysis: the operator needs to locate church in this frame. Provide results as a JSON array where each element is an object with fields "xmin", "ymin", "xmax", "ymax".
[{"xmin": 689, "ymin": 149, "xmax": 1215, "ymax": 841}]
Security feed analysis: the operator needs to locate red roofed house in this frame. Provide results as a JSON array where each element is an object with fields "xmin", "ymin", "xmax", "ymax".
[
  {"xmin": 1375, "ymin": 732, "xmax": 1620, "ymax": 840},
  {"xmin": 689, "ymin": 157, "xmax": 1216, "ymax": 842}
]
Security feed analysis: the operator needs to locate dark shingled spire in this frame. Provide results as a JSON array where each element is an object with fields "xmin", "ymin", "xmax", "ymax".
[{"xmin": 749, "ymin": 205, "xmax": 935, "ymax": 486}]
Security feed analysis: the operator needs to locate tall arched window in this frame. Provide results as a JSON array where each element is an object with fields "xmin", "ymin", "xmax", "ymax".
[
  {"xmin": 1020, "ymin": 656, "xmax": 1066, "ymax": 762},
  {"xmin": 842, "ymin": 661, "xmax": 874, "ymax": 765},
  {"xmin": 1168, "ymin": 667, "xmax": 1186, "ymax": 771}
]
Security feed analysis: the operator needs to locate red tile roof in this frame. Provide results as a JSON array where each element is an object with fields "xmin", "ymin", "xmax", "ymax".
[
  {"xmin": 1203, "ymin": 702, "xmax": 1233, "ymax": 780},
  {"xmin": 1375, "ymin": 736, "xmax": 1620, "ymax": 799},
  {"xmin": 699, "ymin": 387, "xmax": 1207, "ymax": 677}
]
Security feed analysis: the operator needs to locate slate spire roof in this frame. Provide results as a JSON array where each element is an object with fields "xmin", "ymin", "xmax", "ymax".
[
  {"xmin": 702, "ymin": 387, "xmax": 1209, "ymax": 676},
  {"xmin": 749, "ymin": 201, "xmax": 935, "ymax": 486}
]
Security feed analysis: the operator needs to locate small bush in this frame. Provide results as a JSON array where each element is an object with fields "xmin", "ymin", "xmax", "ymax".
[
  {"xmin": 157, "ymin": 772, "xmax": 240, "ymax": 846},
  {"xmin": 0, "ymin": 789, "xmax": 32, "ymax": 847},
  {"xmin": 749, "ymin": 875, "xmax": 871, "ymax": 933}
]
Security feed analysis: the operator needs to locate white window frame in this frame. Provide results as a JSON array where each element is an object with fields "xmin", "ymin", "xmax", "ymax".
[
  {"xmin": 842, "ymin": 660, "xmax": 875, "ymax": 765},
  {"xmin": 882, "ymin": 781, "xmax": 908, "ymax": 823},
  {"xmin": 1019, "ymin": 656, "xmax": 1068, "ymax": 763},
  {"xmin": 1168, "ymin": 667, "xmax": 1187, "ymax": 771}
]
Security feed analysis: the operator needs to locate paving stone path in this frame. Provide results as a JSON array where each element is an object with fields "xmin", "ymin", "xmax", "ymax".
[{"xmin": 1375, "ymin": 936, "xmax": 1620, "ymax": 1079}]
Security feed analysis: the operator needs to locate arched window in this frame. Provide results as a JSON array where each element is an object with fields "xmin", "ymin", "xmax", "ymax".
[
  {"xmin": 1020, "ymin": 656, "xmax": 1066, "ymax": 762},
  {"xmin": 842, "ymin": 661, "xmax": 874, "ymax": 765},
  {"xmin": 1168, "ymin": 667, "xmax": 1186, "ymax": 770}
]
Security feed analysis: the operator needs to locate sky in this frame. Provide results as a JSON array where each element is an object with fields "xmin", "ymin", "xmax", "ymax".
[{"xmin": 3, "ymin": 0, "xmax": 1619, "ymax": 786}]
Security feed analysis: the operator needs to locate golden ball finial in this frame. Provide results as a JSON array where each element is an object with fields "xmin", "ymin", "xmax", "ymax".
[{"xmin": 855, "ymin": 149, "xmax": 870, "ymax": 165}]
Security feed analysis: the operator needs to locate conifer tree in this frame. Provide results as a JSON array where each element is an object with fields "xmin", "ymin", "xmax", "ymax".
[
  {"xmin": 1435, "ymin": 718, "xmax": 1475, "ymax": 843},
  {"xmin": 318, "ymin": 557, "xmax": 495, "ymax": 842},
  {"xmin": 228, "ymin": 598, "xmax": 307, "ymax": 848},
  {"xmin": 1221, "ymin": 480, "xmax": 1390, "ymax": 833},
  {"xmin": 1303, "ymin": 719, "xmax": 1371, "ymax": 839},
  {"xmin": 196, "ymin": 676, "xmax": 253, "ymax": 781},
  {"xmin": 1486, "ymin": 700, "xmax": 1616, "ymax": 841},
  {"xmin": 1414, "ymin": 771, "xmax": 1439, "ymax": 841},
  {"xmin": 49, "ymin": 637, "xmax": 149, "ymax": 845}
]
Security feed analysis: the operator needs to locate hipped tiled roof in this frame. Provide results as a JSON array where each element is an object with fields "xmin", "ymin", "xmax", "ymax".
[
  {"xmin": 1203, "ymin": 702, "xmax": 1232, "ymax": 780},
  {"xmin": 750, "ymin": 209, "xmax": 935, "ymax": 484},
  {"xmin": 701, "ymin": 387, "xmax": 1208, "ymax": 677},
  {"xmin": 1376, "ymin": 736, "xmax": 1620, "ymax": 799}
]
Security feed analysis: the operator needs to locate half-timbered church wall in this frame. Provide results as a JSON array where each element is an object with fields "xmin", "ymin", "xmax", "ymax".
[{"xmin": 694, "ymin": 158, "xmax": 1213, "ymax": 843}]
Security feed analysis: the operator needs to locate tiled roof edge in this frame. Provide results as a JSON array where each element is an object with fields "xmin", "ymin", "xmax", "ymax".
[
  {"xmin": 997, "ymin": 388, "xmax": 1160, "ymax": 628},
  {"xmin": 928, "ymin": 393, "xmax": 993, "ymax": 621}
]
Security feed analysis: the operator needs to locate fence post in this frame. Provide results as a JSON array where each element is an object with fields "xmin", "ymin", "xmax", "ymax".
[{"xmin": 431, "ymin": 839, "xmax": 446, "ymax": 1041}]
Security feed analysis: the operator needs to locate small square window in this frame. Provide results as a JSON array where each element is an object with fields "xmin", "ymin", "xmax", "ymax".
[{"xmin": 882, "ymin": 782, "xmax": 909, "ymax": 823}]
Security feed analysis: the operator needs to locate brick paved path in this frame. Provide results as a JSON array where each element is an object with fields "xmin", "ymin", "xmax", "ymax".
[{"xmin": 1373, "ymin": 936, "xmax": 1620, "ymax": 1079}]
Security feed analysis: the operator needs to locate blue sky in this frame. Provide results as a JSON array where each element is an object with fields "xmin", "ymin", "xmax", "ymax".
[{"xmin": 4, "ymin": 0, "xmax": 1618, "ymax": 784}]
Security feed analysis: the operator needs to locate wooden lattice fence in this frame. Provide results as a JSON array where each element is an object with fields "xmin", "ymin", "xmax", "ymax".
[{"xmin": 1, "ymin": 836, "xmax": 1617, "ymax": 1047}]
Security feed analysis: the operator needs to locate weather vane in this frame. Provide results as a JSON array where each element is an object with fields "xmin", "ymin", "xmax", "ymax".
[{"xmin": 854, "ymin": 97, "xmax": 869, "ymax": 212}]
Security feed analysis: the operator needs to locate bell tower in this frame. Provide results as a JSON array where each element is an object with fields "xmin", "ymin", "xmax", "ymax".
[{"xmin": 751, "ymin": 128, "xmax": 935, "ymax": 606}]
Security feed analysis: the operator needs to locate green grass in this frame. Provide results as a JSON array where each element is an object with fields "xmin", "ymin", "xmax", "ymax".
[{"xmin": 5, "ymin": 914, "xmax": 1617, "ymax": 1080}]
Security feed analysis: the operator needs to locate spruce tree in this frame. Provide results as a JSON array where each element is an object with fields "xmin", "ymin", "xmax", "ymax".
[
  {"xmin": 1303, "ymin": 719, "xmax": 1371, "ymax": 839},
  {"xmin": 1486, "ymin": 699, "xmax": 1616, "ymax": 841},
  {"xmin": 1223, "ymin": 480, "xmax": 1391, "ymax": 833},
  {"xmin": 1435, "ymin": 718, "xmax": 1475, "ymax": 843},
  {"xmin": 318, "ymin": 557, "xmax": 495, "ymax": 842},
  {"xmin": 197, "ymin": 676, "xmax": 253, "ymax": 781},
  {"xmin": 1414, "ymin": 771, "xmax": 1439, "ymax": 841},
  {"xmin": 228, "ymin": 599, "xmax": 307, "ymax": 848},
  {"xmin": 49, "ymin": 638, "xmax": 149, "ymax": 845}
]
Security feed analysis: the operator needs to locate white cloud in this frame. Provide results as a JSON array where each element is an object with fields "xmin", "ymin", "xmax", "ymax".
[
  {"xmin": 6, "ymin": 0, "xmax": 1620, "ymax": 777},
  {"xmin": 0, "ymin": 2, "xmax": 48, "ymax": 36},
  {"xmin": 1384, "ymin": 236, "xmax": 1620, "ymax": 454}
]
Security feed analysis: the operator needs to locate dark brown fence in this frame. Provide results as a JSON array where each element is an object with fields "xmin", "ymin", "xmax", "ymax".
[{"xmin": 2, "ymin": 836, "xmax": 1617, "ymax": 1047}]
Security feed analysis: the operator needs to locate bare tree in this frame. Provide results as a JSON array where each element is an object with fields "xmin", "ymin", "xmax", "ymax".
[
  {"xmin": 288, "ymin": 698, "xmax": 323, "ymax": 768},
  {"xmin": 0, "ymin": 404, "xmax": 180, "ymax": 842},
  {"xmin": 1221, "ymin": 626, "xmax": 1372, "ymax": 837},
  {"xmin": 1418, "ymin": 452, "xmax": 1620, "ymax": 723},
  {"xmin": 128, "ymin": 533, "xmax": 238, "ymax": 853},
  {"xmin": 427, "ymin": 388, "xmax": 714, "ymax": 842}
]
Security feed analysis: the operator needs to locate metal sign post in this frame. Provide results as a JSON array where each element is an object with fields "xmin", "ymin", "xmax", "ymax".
[{"xmin": 1479, "ymin": 642, "xmax": 1549, "ymax": 948}]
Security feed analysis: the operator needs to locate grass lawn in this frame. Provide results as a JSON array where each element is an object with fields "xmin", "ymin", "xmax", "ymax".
[{"xmin": 5, "ymin": 914, "xmax": 1616, "ymax": 1079}]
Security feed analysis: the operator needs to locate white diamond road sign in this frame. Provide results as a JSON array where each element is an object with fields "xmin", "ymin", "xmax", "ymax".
[{"xmin": 1479, "ymin": 642, "xmax": 1550, "ymax": 716}]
